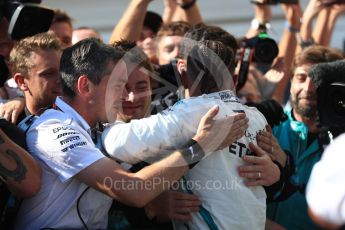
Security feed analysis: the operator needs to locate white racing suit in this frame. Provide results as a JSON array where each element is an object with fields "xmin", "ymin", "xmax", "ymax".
[{"xmin": 102, "ymin": 90, "xmax": 268, "ymax": 230}]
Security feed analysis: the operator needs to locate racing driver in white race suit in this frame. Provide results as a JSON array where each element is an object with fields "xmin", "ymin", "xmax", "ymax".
[{"xmin": 102, "ymin": 40, "xmax": 279, "ymax": 229}]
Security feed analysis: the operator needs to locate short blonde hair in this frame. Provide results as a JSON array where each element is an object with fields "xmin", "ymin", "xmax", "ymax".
[{"xmin": 10, "ymin": 32, "xmax": 61, "ymax": 76}]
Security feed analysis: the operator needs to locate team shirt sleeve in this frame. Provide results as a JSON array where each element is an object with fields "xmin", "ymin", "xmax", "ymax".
[
  {"xmin": 27, "ymin": 118, "xmax": 105, "ymax": 182},
  {"xmin": 102, "ymin": 99, "xmax": 215, "ymax": 164}
]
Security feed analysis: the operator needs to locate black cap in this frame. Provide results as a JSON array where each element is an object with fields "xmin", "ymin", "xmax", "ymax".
[
  {"xmin": 309, "ymin": 60, "xmax": 345, "ymax": 89},
  {"xmin": 143, "ymin": 11, "xmax": 162, "ymax": 34}
]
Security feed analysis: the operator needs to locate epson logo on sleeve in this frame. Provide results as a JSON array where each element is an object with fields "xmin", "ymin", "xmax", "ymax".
[{"xmin": 52, "ymin": 126, "xmax": 73, "ymax": 133}]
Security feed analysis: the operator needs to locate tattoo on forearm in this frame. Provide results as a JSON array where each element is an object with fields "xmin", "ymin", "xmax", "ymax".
[{"xmin": 0, "ymin": 149, "xmax": 27, "ymax": 182}]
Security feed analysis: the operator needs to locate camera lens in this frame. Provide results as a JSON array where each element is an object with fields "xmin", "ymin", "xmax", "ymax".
[
  {"xmin": 330, "ymin": 83, "xmax": 345, "ymax": 116},
  {"xmin": 253, "ymin": 38, "xmax": 278, "ymax": 63}
]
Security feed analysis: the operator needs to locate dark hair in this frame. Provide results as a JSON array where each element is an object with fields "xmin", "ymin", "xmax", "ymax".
[
  {"xmin": 187, "ymin": 40, "xmax": 234, "ymax": 94},
  {"xmin": 180, "ymin": 24, "xmax": 238, "ymax": 73},
  {"xmin": 111, "ymin": 40, "xmax": 153, "ymax": 73},
  {"xmin": 60, "ymin": 38, "xmax": 123, "ymax": 98},
  {"xmin": 52, "ymin": 9, "xmax": 73, "ymax": 28},
  {"xmin": 291, "ymin": 45, "xmax": 344, "ymax": 77},
  {"xmin": 143, "ymin": 11, "xmax": 162, "ymax": 34},
  {"xmin": 156, "ymin": 21, "xmax": 191, "ymax": 43}
]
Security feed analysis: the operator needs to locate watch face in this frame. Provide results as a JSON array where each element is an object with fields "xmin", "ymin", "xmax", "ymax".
[
  {"xmin": 250, "ymin": 19, "xmax": 271, "ymax": 32},
  {"xmin": 251, "ymin": 18, "xmax": 260, "ymax": 30}
]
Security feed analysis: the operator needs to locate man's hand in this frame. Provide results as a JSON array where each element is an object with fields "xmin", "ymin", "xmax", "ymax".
[
  {"xmin": 144, "ymin": 190, "xmax": 201, "ymax": 221},
  {"xmin": 239, "ymin": 142, "xmax": 280, "ymax": 187},
  {"xmin": 281, "ymin": 2, "xmax": 302, "ymax": 28},
  {"xmin": 256, "ymin": 125, "xmax": 287, "ymax": 167},
  {"xmin": 193, "ymin": 106, "xmax": 248, "ymax": 154},
  {"xmin": 0, "ymin": 97, "xmax": 25, "ymax": 124}
]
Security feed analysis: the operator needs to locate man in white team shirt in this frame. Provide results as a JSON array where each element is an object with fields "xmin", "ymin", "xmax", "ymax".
[
  {"xmin": 102, "ymin": 40, "xmax": 280, "ymax": 229},
  {"xmin": 15, "ymin": 38, "xmax": 249, "ymax": 229}
]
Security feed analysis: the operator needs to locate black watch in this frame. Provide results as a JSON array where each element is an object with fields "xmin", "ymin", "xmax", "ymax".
[{"xmin": 181, "ymin": 139, "xmax": 205, "ymax": 169}]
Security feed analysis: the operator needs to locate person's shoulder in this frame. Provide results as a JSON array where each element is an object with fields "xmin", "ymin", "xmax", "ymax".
[
  {"xmin": 243, "ymin": 104, "xmax": 267, "ymax": 122},
  {"xmin": 31, "ymin": 108, "xmax": 73, "ymax": 130},
  {"xmin": 174, "ymin": 96, "xmax": 216, "ymax": 109}
]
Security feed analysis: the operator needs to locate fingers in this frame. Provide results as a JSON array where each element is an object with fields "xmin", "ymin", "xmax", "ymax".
[
  {"xmin": 227, "ymin": 114, "xmax": 249, "ymax": 137},
  {"xmin": 231, "ymin": 112, "xmax": 247, "ymax": 121},
  {"xmin": 239, "ymin": 170, "xmax": 266, "ymax": 187},
  {"xmin": 2, "ymin": 111, "xmax": 11, "ymax": 122},
  {"xmin": 247, "ymin": 142, "xmax": 266, "ymax": 157},
  {"xmin": 244, "ymin": 179, "xmax": 265, "ymax": 187},
  {"xmin": 238, "ymin": 164, "xmax": 263, "ymax": 173},
  {"xmin": 170, "ymin": 191, "xmax": 201, "ymax": 209},
  {"xmin": 11, "ymin": 110, "xmax": 19, "ymax": 124},
  {"xmin": 171, "ymin": 213, "xmax": 193, "ymax": 221},
  {"xmin": 257, "ymin": 132, "xmax": 271, "ymax": 146},
  {"xmin": 217, "ymin": 115, "xmax": 248, "ymax": 150},
  {"xmin": 169, "ymin": 191, "xmax": 200, "ymax": 221},
  {"xmin": 203, "ymin": 105, "xmax": 219, "ymax": 122},
  {"xmin": 0, "ymin": 107, "xmax": 4, "ymax": 118},
  {"xmin": 257, "ymin": 131, "xmax": 275, "ymax": 157},
  {"xmin": 174, "ymin": 199, "xmax": 201, "ymax": 208},
  {"xmin": 256, "ymin": 137, "xmax": 272, "ymax": 154},
  {"xmin": 174, "ymin": 205, "xmax": 200, "ymax": 213},
  {"xmin": 265, "ymin": 124, "xmax": 272, "ymax": 133},
  {"xmin": 171, "ymin": 191, "xmax": 199, "ymax": 201}
]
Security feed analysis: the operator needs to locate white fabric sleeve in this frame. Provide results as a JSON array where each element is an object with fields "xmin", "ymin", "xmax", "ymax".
[
  {"xmin": 306, "ymin": 134, "xmax": 345, "ymax": 225},
  {"xmin": 27, "ymin": 119, "xmax": 105, "ymax": 182},
  {"xmin": 102, "ymin": 99, "xmax": 216, "ymax": 164}
]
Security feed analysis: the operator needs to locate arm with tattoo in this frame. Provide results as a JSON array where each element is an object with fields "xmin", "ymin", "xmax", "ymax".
[{"xmin": 0, "ymin": 129, "xmax": 41, "ymax": 197}]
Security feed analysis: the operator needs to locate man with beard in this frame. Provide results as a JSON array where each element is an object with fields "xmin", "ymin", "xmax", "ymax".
[{"xmin": 266, "ymin": 45, "xmax": 344, "ymax": 229}]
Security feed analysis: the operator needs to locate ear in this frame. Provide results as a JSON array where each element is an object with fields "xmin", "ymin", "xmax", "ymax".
[
  {"xmin": 13, "ymin": 73, "xmax": 28, "ymax": 91},
  {"xmin": 177, "ymin": 59, "xmax": 188, "ymax": 88},
  {"xmin": 76, "ymin": 75, "xmax": 92, "ymax": 97},
  {"xmin": 176, "ymin": 59, "xmax": 187, "ymax": 74}
]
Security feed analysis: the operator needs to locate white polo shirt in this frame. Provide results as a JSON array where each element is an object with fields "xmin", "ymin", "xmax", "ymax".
[
  {"xmin": 15, "ymin": 97, "xmax": 111, "ymax": 230},
  {"xmin": 102, "ymin": 90, "xmax": 267, "ymax": 230}
]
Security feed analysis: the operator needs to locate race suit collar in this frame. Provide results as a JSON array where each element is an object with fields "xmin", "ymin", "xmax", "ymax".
[{"xmin": 204, "ymin": 90, "xmax": 240, "ymax": 103}]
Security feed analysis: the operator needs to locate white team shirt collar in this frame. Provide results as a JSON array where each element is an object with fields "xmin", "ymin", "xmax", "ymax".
[
  {"xmin": 54, "ymin": 97, "xmax": 92, "ymax": 135},
  {"xmin": 204, "ymin": 90, "xmax": 240, "ymax": 103}
]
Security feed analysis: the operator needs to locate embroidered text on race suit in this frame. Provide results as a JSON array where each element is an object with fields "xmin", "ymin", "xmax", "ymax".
[
  {"xmin": 229, "ymin": 141, "xmax": 251, "ymax": 157},
  {"xmin": 52, "ymin": 126, "xmax": 87, "ymax": 152},
  {"xmin": 55, "ymin": 131, "xmax": 79, "ymax": 139},
  {"xmin": 53, "ymin": 126, "xmax": 73, "ymax": 133},
  {"xmin": 219, "ymin": 91, "xmax": 240, "ymax": 103},
  {"xmin": 229, "ymin": 128, "xmax": 265, "ymax": 157}
]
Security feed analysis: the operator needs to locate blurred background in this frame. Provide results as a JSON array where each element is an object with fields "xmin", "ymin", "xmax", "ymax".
[{"xmin": 43, "ymin": 0, "xmax": 345, "ymax": 51}]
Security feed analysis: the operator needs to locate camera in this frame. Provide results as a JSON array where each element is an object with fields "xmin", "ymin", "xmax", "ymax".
[
  {"xmin": 151, "ymin": 61, "xmax": 181, "ymax": 114},
  {"xmin": 309, "ymin": 60, "xmax": 345, "ymax": 140},
  {"xmin": 237, "ymin": 32, "xmax": 279, "ymax": 90},
  {"xmin": 250, "ymin": 0, "xmax": 298, "ymax": 5},
  {"xmin": 0, "ymin": 0, "xmax": 53, "ymax": 85},
  {"xmin": 0, "ymin": 0, "xmax": 54, "ymax": 40},
  {"xmin": 0, "ymin": 55, "xmax": 8, "ymax": 87}
]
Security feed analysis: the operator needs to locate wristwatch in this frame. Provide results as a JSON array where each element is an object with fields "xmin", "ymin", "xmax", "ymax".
[
  {"xmin": 181, "ymin": 139, "xmax": 205, "ymax": 169},
  {"xmin": 251, "ymin": 18, "xmax": 271, "ymax": 32}
]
